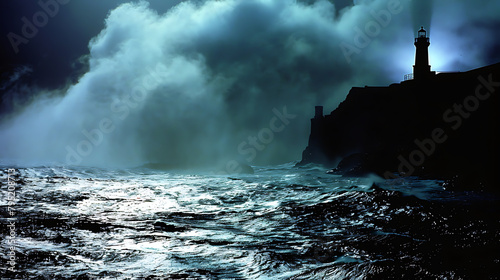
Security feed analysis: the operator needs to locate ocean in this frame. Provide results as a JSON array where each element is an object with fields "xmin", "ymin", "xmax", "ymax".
[{"xmin": 1, "ymin": 162, "xmax": 499, "ymax": 279}]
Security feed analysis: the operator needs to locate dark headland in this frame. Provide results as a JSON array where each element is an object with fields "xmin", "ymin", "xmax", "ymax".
[{"xmin": 299, "ymin": 27, "xmax": 500, "ymax": 191}]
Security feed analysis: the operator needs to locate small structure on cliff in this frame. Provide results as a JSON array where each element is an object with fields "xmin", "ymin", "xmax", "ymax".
[{"xmin": 300, "ymin": 27, "xmax": 500, "ymax": 190}]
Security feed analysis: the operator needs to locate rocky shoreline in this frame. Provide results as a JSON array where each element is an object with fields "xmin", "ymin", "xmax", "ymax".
[{"xmin": 300, "ymin": 62, "xmax": 500, "ymax": 191}]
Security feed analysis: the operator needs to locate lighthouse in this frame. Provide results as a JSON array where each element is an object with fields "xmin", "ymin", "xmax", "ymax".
[{"xmin": 413, "ymin": 26, "xmax": 433, "ymax": 80}]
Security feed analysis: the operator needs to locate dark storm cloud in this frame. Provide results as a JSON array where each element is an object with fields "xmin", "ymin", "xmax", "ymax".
[
  {"xmin": 0, "ymin": 0, "xmax": 499, "ymax": 168},
  {"xmin": 0, "ymin": 65, "xmax": 32, "ymax": 91},
  {"xmin": 424, "ymin": 0, "xmax": 500, "ymax": 71},
  {"xmin": 0, "ymin": 0, "xmax": 185, "ymax": 89}
]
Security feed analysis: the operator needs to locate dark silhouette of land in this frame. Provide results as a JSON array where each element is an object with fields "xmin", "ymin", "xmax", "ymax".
[{"xmin": 300, "ymin": 27, "xmax": 500, "ymax": 191}]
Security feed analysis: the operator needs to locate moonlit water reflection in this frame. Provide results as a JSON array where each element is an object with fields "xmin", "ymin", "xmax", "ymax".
[{"xmin": 1, "ymin": 163, "xmax": 498, "ymax": 279}]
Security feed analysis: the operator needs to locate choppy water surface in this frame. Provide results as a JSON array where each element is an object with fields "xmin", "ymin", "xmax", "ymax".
[{"xmin": 1, "ymin": 163, "xmax": 499, "ymax": 279}]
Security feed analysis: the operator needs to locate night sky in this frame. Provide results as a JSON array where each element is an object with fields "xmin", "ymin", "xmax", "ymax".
[{"xmin": 1, "ymin": 0, "xmax": 500, "ymax": 168}]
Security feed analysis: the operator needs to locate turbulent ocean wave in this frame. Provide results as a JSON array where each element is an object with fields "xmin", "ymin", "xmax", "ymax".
[{"xmin": 0, "ymin": 163, "xmax": 499, "ymax": 279}]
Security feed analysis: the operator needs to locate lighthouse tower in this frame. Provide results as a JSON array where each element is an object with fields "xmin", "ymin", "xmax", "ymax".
[{"xmin": 413, "ymin": 26, "xmax": 433, "ymax": 80}]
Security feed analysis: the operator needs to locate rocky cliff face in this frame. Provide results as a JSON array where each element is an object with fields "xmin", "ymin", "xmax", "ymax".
[{"xmin": 300, "ymin": 62, "xmax": 500, "ymax": 190}]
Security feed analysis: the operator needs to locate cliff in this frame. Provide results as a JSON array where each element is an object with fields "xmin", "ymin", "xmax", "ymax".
[{"xmin": 300, "ymin": 62, "xmax": 500, "ymax": 190}]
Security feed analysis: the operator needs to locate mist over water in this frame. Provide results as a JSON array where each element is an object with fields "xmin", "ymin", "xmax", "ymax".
[{"xmin": 1, "ymin": 0, "xmax": 499, "ymax": 169}]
